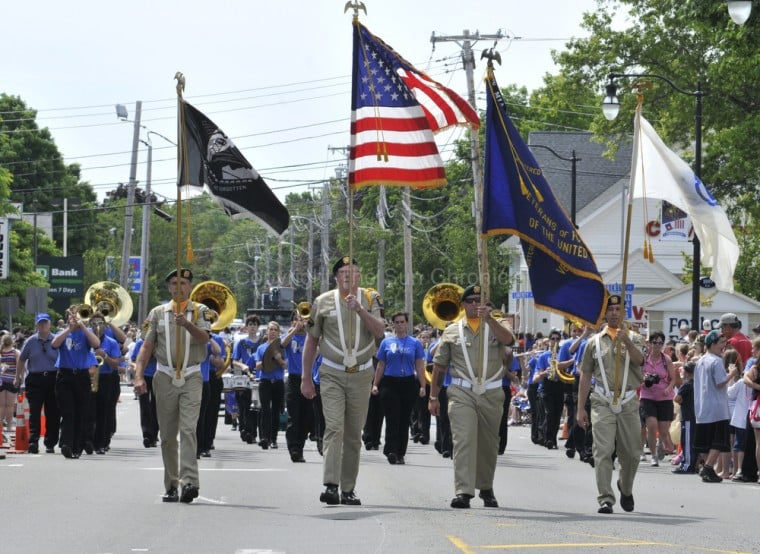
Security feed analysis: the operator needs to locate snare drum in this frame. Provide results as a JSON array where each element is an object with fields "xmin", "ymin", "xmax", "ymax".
[
  {"xmin": 250, "ymin": 381, "xmax": 261, "ymax": 409},
  {"xmin": 232, "ymin": 375, "xmax": 250, "ymax": 391},
  {"xmin": 222, "ymin": 374, "xmax": 235, "ymax": 392}
]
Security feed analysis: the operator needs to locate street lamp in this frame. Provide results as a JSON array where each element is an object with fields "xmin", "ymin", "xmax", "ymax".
[
  {"xmin": 602, "ymin": 72, "xmax": 705, "ymax": 331},
  {"xmin": 727, "ymin": 0, "xmax": 752, "ymax": 24},
  {"xmin": 115, "ymin": 102, "xmax": 142, "ymax": 291},
  {"xmin": 528, "ymin": 144, "xmax": 581, "ymax": 225}
]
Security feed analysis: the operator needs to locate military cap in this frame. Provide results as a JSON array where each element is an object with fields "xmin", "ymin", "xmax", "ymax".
[
  {"xmin": 332, "ymin": 256, "xmax": 358, "ymax": 275},
  {"xmin": 605, "ymin": 294, "xmax": 622, "ymax": 310},
  {"xmin": 461, "ymin": 284, "xmax": 482, "ymax": 302},
  {"xmin": 165, "ymin": 268, "xmax": 193, "ymax": 282}
]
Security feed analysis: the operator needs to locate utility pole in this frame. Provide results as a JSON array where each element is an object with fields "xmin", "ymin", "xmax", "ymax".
[
  {"xmin": 138, "ymin": 137, "xmax": 152, "ymax": 324},
  {"xmin": 119, "ymin": 100, "xmax": 142, "ymax": 290},
  {"xmin": 431, "ymin": 30, "xmax": 503, "ymax": 287}
]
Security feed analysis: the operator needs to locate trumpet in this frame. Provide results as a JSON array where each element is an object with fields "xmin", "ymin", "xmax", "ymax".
[
  {"xmin": 91, "ymin": 355, "xmax": 103, "ymax": 393},
  {"xmin": 76, "ymin": 304, "xmax": 94, "ymax": 320}
]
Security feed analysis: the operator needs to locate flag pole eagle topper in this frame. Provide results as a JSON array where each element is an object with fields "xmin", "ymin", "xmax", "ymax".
[{"xmin": 344, "ymin": 1, "xmax": 366, "ymax": 18}]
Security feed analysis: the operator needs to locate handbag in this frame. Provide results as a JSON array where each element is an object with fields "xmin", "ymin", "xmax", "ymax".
[{"xmin": 750, "ymin": 395, "xmax": 760, "ymax": 429}]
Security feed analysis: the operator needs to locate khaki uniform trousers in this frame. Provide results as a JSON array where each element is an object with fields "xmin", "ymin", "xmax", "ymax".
[
  {"xmin": 448, "ymin": 384, "xmax": 505, "ymax": 496},
  {"xmin": 320, "ymin": 364, "xmax": 373, "ymax": 492},
  {"xmin": 153, "ymin": 371, "xmax": 203, "ymax": 491},
  {"xmin": 590, "ymin": 395, "xmax": 641, "ymax": 507}
]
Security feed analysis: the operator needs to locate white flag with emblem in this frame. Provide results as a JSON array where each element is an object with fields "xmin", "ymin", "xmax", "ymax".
[{"xmin": 630, "ymin": 107, "xmax": 739, "ymax": 292}]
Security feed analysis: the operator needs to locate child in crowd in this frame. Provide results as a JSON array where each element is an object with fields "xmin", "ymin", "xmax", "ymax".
[{"xmin": 672, "ymin": 361, "xmax": 697, "ymax": 474}]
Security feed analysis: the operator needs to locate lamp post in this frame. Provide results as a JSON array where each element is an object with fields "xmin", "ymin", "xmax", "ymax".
[
  {"xmin": 527, "ymin": 144, "xmax": 581, "ymax": 225},
  {"xmin": 727, "ymin": 0, "xmax": 753, "ymax": 24},
  {"xmin": 602, "ymin": 72, "xmax": 704, "ymax": 331}
]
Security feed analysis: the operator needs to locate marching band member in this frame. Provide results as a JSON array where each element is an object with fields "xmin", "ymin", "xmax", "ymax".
[
  {"xmin": 252, "ymin": 321, "xmax": 287, "ymax": 450},
  {"xmin": 232, "ymin": 315, "xmax": 263, "ymax": 444},
  {"xmin": 89, "ymin": 312, "xmax": 122, "ymax": 455},
  {"xmin": 52, "ymin": 305, "xmax": 101, "ymax": 459},
  {"xmin": 131, "ymin": 324, "xmax": 159, "ymax": 448},
  {"xmin": 371, "ymin": 312, "xmax": 426, "ymax": 465},
  {"xmin": 282, "ymin": 312, "xmax": 313, "ymax": 463},
  {"xmin": 133, "ymin": 268, "xmax": 213, "ymax": 504},
  {"xmin": 429, "ymin": 284, "xmax": 515, "ymax": 509}
]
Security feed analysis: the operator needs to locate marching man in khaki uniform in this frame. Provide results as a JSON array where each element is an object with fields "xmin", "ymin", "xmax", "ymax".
[
  {"xmin": 133, "ymin": 268, "xmax": 213, "ymax": 504},
  {"xmin": 301, "ymin": 256, "xmax": 385, "ymax": 506},
  {"xmin": 576, "ymin": 294, "xmax": 644, "ymax": 514},
  {"xmin": 428, "ymin": 284, "xmax": 515, "ymax": 509}
]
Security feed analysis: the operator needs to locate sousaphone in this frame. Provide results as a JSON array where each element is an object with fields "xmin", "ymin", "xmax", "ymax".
[
  {"xmin": 422, "ymin": 283, "xmax": 465, "ymax": 331},
  {"xmin": 84, "ymin": 281, "xmax": 133, "ymax": 328},
  {"xmin": 190, "ymin": 280, "xmax": 237, "ymax": 332}
]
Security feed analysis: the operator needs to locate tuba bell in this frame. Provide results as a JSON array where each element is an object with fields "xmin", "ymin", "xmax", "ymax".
[
  {"xmin": 292, "ymin": 301, "xmax": 312, "ymax": 319},
  {"xmin": 84, "ymin": 281, "xmax": 134, "ymax": 328},
  {"xmin": 422, "ymin": 283, "xmax": 465, "ymax": 330},
  {"xmin": 190, "ymin": 281, "xmax": 237, "ymax": 332}
]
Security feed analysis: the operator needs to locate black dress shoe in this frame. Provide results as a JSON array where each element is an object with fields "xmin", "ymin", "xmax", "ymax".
[
  {"xmin": 617, "ymin": 480, "xmax": 634, "ymax": 512},
  {"xmin": 320, "ymin": 484, "xmax": 339, "ymax": 505},
  {"xmin": 442, "ymin": 450, "xmax": 451, "ymax": 458},
  {"xmin": 340, "ymin": 490, "xmax": 361, "ymax": 505},
  {"xmin": 450, "ymin": 494, "xmax": 472, "ymax": 509},
  {"xmin": 598, "ymin": 502, "xmax": 613, "ymax": 514},
  {"xmin": 396, "ymin": 456, "xmax": 406, "ymax": 465},
  {"xmin": 270, "ymin": 442, "xmax": 278, "ymax": 449},
  {"xmin": 143, "ymin": 437, "xmax": 152, "ymax": 448},
  {"xmin": 96, "ymin": 448, "xmax": 106, "ymax": 455},
  {"xmin": 180, "ymin": 484, "xmax": 199, "ymax": 504},
  {"xmin": 28, "ymin": 443, "xmax": 39, "ymax": 454},
  {"xmin": 45, "ymin": 447, "xmax": 55, "ymax": 454},
  {"xmin": 200, "ymin": 451, "xmax": 211, "ymax": 458},
  {"xmin": 84, "ymin": 442, "xmax": 94, "ymax": 455},
  {"xmin": 479, "ymin": 489, "xmax": 498, "ymax": 508},
  {"xmin": 290, "ymin": 451, "xmax": 306, "ymax": 463},
  {"xmin": 162, "ymin": 487, "xmax": 179, "ymax": 503},
  {"xmin": 566, "ymin": 449, "xmax": 576, "ymax": 459},
  {"xmin": 387, "ymin": 453, "xmax": 397, "ymax": 465},
  {"xmin": 259, "ymin": 439, "xmax": 269, "ymax": 450},
  {"xmin": 61, "ymin": 445, "xmax": 75, "ymax": 459}
]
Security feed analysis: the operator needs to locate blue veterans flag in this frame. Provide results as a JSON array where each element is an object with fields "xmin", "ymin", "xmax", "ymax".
[{"xmin": 482, "ymin": 70, "xmax": 606, "ymax": 327}]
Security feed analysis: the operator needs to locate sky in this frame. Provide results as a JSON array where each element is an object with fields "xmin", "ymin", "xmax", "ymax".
[{"xmin": 3, "ymin": 0, "xmax": 602, "ymax": 208}]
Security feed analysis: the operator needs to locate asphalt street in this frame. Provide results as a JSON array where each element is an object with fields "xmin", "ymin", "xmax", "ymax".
[{"xmin": 2, "ymin": 389, "xmax": 759, "ymax": 554}]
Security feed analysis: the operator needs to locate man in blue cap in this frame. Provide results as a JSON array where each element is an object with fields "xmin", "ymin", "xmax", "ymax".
[{"xmin": 18, "ymin": 313, "xmax": 60, "ymax": 453}]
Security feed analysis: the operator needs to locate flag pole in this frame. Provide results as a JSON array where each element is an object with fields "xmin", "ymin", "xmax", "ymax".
[
  {"xmin": 345, "ymin": 1, "xmax": 366, "ymax": 354},
  {"xmin": 612, "ymin": 89, "xmax": 645, "ymax": 407},
  {"xmin": 173, "ymin": 72, "xmax": 188, "ymax": 385}
]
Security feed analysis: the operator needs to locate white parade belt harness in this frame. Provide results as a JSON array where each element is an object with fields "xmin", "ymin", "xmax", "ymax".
[{"xmin": 320, "ymin": 357, "xmax": 373, "ymax": 373}]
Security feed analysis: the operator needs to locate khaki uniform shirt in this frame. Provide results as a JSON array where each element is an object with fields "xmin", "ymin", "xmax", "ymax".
[
  {"xmin": 433, "ymin": 319, "xmax": 509, "ymax": 383},
  {"xmin": 145, "ymin": 300, "xmax": 212, "ymax": 371},
  {"xmin": 308, "ymin": 287, "xmax": 382, "ymax": 366},
  {"xmin": 580, "ymin": 327, "xmax": 644, "ymax": 393}
]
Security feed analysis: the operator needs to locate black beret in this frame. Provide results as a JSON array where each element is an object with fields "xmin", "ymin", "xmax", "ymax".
[
  {"xmin": 332, "ymin": 256, "xmax": 358, "ymax": 275},
  {"xmin": 165, "ymin": 268, "xmax": 193, "ymax": 282},
  {"xmin": 606, "ymin": 294, "xmax": 622, "ymax": 310},
  {"xmin": 461, "ymin": 284, "xmax": 482, "ymax": 301}
]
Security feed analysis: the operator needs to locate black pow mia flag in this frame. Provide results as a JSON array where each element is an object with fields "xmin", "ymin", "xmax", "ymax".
[{"xmin": 179, "ymin": 100, "xmax": 289, "ymax": 235}]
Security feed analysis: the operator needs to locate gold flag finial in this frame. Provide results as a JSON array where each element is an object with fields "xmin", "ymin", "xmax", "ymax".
[
  {"xmin": 174, "ymin": 72, "xmax": 186, "ymax": 97},
  {"xmin": 344, "ymin": 1, "xmax": 367, "ymax": 19}
]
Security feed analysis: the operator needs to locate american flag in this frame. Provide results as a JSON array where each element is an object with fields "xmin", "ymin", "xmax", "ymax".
[{"xmin": 349, "ymin": 22, "xmax": 480, "ymax": 189}]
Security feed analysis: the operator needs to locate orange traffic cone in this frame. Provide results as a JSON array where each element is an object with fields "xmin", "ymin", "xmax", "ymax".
[
  {"xmin": 559, "ymin": 420, "xmax": 569, "ymax": 441},
  {"xmin": 9, "ymin": 393, "xmax": 29, "ymax": 454}
]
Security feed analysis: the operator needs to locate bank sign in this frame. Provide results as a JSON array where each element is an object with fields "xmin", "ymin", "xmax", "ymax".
[{"xmin": 36, "ymin": 256, "xmax": 84, "ymax": 299}]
